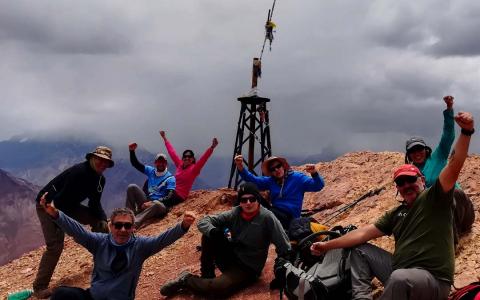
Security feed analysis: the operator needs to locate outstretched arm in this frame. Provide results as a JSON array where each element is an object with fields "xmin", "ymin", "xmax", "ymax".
[
  {"xmin": 310, "ymin": 224, "xmax": 384, "ymax": 256},
  {"xmin": 141, "ymin": 211, "xmax": 196, "ymax": 257},
  {"xmin": 438, "ymin": 112, "xmax": 474, "ymax": 193},
  {"xmin": 40, "ymin": 193, "xmax": 101, "ymax": 252},
  {"xmin": 160, "ymin": 131, "xmax": 182, "ymax": 167}
]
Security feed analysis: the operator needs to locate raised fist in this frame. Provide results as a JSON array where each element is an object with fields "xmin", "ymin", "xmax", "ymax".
[
  {"xmin": 443, "ymin": 95, "xmax": 454, "ymax": 109},
  {"xmin": 455, "ymin": 112, "xmax": 474, "ymax": 131},
  {"xmin": 128, "ymin": 143, "xmax": 138, "ymax": 151}
]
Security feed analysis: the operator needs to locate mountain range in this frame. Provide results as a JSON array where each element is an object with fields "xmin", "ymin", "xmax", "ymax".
[{"xmin": 0, "ymin": 169, "xmax": 41, "ymax": 265}]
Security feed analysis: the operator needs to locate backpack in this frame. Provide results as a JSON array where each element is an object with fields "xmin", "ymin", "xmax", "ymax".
[
  {"xmin": 288, "ymin": 217, "xmax": 329, "ymax": 243},
  {"xmin": 274, "ymin": 225, "xmax": 357, "ymax": 300},
  {"xmin": 449, "ymin": 282, "xmax": 480, "ymax": 300},
  {"xmin": 452, "ymin": 189, "xmax": 475, "ymax": 245}
]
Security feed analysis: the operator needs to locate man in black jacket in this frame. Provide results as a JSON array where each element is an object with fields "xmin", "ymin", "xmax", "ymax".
[{"xmin": 32, "ymin": 146, "xmax": 114, "ymax": 299}]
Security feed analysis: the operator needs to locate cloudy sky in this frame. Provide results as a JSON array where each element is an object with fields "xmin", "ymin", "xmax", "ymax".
[{"xmin": 1, "ymin": 0, "xmax": 480, "ymax": 159}]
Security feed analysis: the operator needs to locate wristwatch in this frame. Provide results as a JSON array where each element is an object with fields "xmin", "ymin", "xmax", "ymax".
[{"xmin": 461, "ymin": 128, "xmax": 475, "ymax": 136}]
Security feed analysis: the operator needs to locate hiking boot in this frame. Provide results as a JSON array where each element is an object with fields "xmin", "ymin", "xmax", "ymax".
[
  {"xmin": 32, "ymin": 288, "xmax": 52, "ymax": 299},
  {"xmin": 160, "ymin": 271, "xmax": 192, "ymax": 297}
]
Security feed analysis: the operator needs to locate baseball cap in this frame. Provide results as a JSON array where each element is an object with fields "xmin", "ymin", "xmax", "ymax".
[{"xmin": 393, "ymin": 164, "xmax": 422, "ymax": 180}]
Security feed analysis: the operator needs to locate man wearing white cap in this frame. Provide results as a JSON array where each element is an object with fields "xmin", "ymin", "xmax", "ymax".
[
  {"xmin": 33, "ymin": 145, "xmax": 114, "ymax": 298},
  {"xmin": 126, "ymin": 142, "xmax": 176, "ymax": 228}
]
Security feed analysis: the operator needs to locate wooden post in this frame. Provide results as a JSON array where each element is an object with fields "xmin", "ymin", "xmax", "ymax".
[{"xmin": 252, "ymin": 57, "xmax": 261, "ymax": 88}]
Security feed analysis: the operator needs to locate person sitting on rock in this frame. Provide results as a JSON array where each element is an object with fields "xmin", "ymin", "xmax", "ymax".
[
  {"xmin": 126, "ymin": 142, "xmax": 176, "ymax": 228},
  {"xmin": 33, "ymin": 146, "xmax": 114, "ymax": 299},
  {"xmin": 160, "ymin": 182, "xmax": 291, "ymax": 298},
  {"xmin": 234, "ymin": 155, "xmax": 324, "ymax": 229},
  {"xmin": 405, "ymin": 95, "xmax": 474, "ymax": 242},
  {"xmin": 159, "ymin": 130, "xmax": 218, "ymax": 202},
  {"xmin": 38, "ymin": 193, "xmax": 195, "ymax": 300},
  {"xmin": 311, "ymin": 111, "xmax": 475, "ymax": 300}
]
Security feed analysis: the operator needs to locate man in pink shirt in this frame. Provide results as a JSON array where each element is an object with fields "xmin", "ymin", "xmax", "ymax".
[{"xmin": 160, "ymin": 131, "xmax": 218, "ymax": 201}]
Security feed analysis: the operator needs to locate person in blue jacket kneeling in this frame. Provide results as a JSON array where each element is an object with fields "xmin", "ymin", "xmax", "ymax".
[{"xmin": 234, "ymin": 155, "xmax": 325, "ymax": 229}]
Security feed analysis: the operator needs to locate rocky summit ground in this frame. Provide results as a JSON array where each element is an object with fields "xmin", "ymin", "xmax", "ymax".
[{"xmin": 1, "ymin": 151, "xmax": 479, "ymax": 299}]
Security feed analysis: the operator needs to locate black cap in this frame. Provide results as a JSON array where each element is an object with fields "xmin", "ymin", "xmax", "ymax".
[{"xmin": 237, "ymin": 183, "xmax": 262, "ymax": 203}]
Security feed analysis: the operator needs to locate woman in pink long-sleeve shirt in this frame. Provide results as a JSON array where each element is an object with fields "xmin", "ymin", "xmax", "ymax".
[{"xmin": 160, "ymin": 131, "xmax": 218, "ymax": 201}]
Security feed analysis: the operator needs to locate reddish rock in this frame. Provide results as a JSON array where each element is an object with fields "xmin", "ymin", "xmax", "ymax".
[{"xmin": 1, "ymin": 151, "xmax": 479, "ymax": 299}]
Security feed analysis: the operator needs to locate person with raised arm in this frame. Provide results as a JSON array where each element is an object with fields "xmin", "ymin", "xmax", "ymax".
[
  {"xmin": 126, "ymin": 142, "xmax": 176, "ymax": 228},
  {"xmin": 405, "ymin": 95, "xmax": 474, "ymax": 242},
  {"xmin": 159, "ymin": 130, "xmax": 218, "ymax": 202},
  {"xmin": 38, "ymin": 193, "xmax": 195, "ymax": 300},
  {"xmin": 234, "ymin": 155, "xmax": 324, "ymax": 229},
  {"xmin": 311, "ymin": 112, "xmax": 475, "ymax": 300}
]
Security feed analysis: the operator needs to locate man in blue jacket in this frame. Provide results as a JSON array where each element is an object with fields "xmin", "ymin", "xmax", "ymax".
[
  {"xmin": 234, "ymin": 155, "xmax": 324, "ymax": 229},
  {"xmin": 38, "ymin": 193, "xmax": 195, "ymax": 300},
  {"xmin": 126, "ymin": 142, "xmax": 176, "ymax": 228}
]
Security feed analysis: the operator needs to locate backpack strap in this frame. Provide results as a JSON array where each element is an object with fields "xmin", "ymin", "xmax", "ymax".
[{"xmin": 449, "ymin": 282, "xmax": 480, "ymax": 300}]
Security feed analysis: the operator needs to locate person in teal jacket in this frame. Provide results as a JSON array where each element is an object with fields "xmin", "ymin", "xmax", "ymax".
[
  {"xmin": 234, "ymin": 155, "xmax": 325, "ymax": 229},
  {"xmin": 405, "ymin": 95, "xmax": 474, "ymax": 241}
]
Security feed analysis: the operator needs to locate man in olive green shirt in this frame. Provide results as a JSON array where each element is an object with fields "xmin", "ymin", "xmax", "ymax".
[{"xmin": 310, "ymin": 111, "xmax": 474, "ymax": 300}]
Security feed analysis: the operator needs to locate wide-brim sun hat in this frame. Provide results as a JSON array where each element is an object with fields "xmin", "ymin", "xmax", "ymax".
[
  {"xmin": 85, "ymin": 146, "xmax": 114, "ymax": 168},
  {"xmin": 261, "ymin": 156, "xmax": 290, "ymax": 176}
]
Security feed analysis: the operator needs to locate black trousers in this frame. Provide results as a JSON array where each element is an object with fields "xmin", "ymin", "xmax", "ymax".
[
  {"xmin": 270, "ymin": 206, "xmax": 294, "ymax": 230},
  {"xmin": 51, "ymin": 286, "xmax": 93, "ymax": 300},
  {"xmin": 188, "ymin": 235, "xmax": 257, "ymax": 297}
]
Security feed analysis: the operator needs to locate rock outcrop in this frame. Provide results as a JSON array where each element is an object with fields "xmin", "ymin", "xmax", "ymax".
[{"xmin": 1, "ymin": 151, "xmax": 479, "ymax": 299}]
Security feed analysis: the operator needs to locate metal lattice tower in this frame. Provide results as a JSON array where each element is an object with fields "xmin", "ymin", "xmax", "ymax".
[{"xmin": 228, "ymin": 94, "xmax": 272, "ymax": 189}]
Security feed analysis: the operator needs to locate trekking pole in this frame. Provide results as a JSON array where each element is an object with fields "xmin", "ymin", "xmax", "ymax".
[
  {"xmin": 323, "ymin": 183, "xmax": 389, "ymax": 225},
  {"xmin": 301, "ymin": 182, "xmax": 389, "ymax": 222}
]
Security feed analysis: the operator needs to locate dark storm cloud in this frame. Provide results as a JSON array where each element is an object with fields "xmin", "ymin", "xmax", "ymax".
[
  {"xmin": 365, "ymin": 1, "xmax": 480, "ymax": 58},
  {"xmin": 0, "ymin": 1, "xmax": 132, "ymax": 54},
  {"xmin": 1, "ymin": 1, "xmax": 479, "ymax": 160},
  {"xmin": 428, "ymin": 19, "xmax": 480, "ymax": 57}
]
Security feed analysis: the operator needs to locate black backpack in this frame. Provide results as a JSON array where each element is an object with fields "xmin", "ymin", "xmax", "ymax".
[{"xmin": 274, "ymin": 225, "xmax": 356, "ymax": 300}]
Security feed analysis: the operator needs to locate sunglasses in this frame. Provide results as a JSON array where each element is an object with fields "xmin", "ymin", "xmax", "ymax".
[
  {"xmin": 395, "ymin": 176, "xmax": 418, "ymax": 187},
  {"xmin": 183, "ymin": 155, "xmax": 194, "ymax": 159},
  {"xmin": 113, "ymin": 222, "xmax": 133, "ymax": 230},
  {"xmin": 239, "ymin": 196, "xmax": 258, "ymax": 204},
  {"xmin": 269, "ymin": 163, "xmax": 283, "ymax": 173}
]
